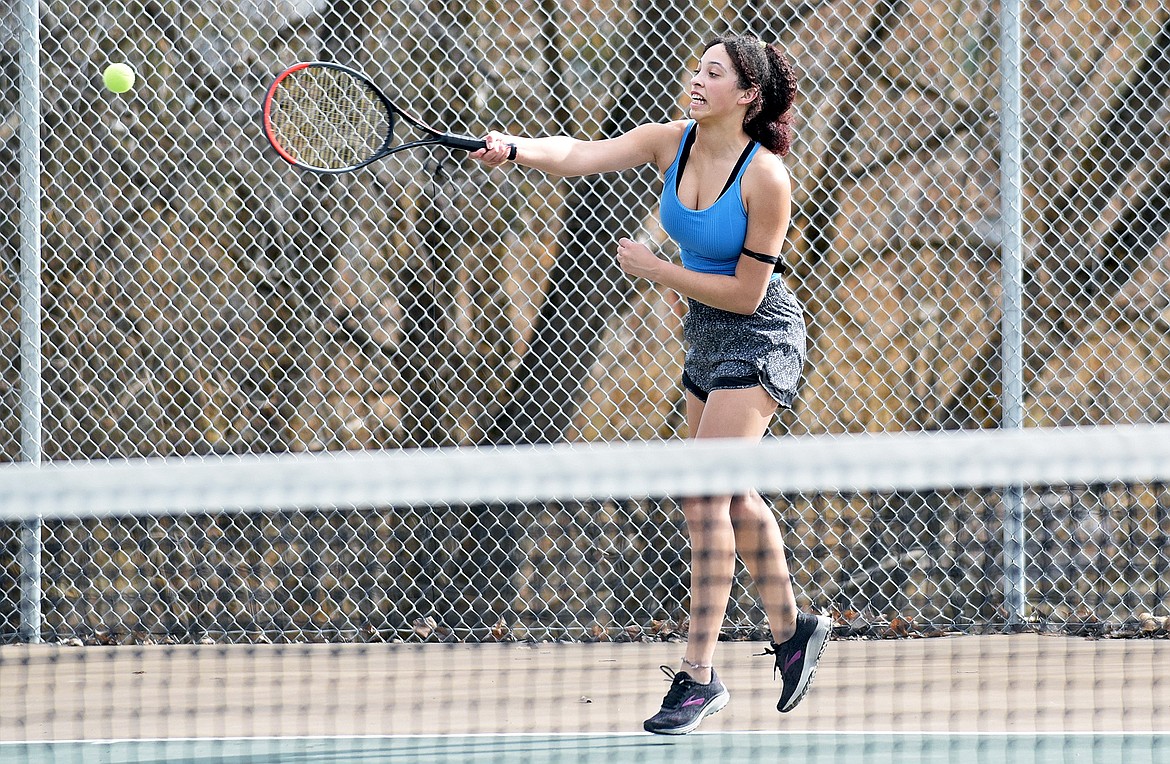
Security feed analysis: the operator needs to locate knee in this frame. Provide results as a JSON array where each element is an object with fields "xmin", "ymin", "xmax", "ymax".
[
  {"xmin": 728, "ymin": 493, "xmax": 767, "ymax": 526},
  {"xmin": 682, "ymin": 495, "xmax": 731, "ymax": 528}
]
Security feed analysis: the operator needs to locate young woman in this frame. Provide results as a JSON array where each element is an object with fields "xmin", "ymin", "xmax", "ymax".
[{"xmin": 473, "ymin": 32, "xmax": 830, "ymax": 736}]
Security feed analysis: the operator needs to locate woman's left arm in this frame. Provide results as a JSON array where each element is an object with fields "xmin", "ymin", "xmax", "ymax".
[{"xmin": 615, "ymin": 155, "xmax": 792, "ymax": 315}]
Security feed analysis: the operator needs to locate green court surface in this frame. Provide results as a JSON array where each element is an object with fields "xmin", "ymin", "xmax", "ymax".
[{"xmin": 5, "ymin": 732, "xmax": 1168, "ymax": 764}]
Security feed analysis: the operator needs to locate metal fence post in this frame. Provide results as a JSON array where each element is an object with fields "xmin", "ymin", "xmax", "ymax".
[
  {"xmin": 17, "ymin": 0, "xmax": 43, "ymax": 644},
  {"xmin": 999, "ymin": 0, "xmax": 1028, "ymax": 627}
]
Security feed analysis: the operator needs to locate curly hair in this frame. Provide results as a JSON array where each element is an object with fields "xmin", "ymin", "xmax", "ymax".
[{"xmin": 703, "ymin": 33, "xmax": 799, "ymax": 156}]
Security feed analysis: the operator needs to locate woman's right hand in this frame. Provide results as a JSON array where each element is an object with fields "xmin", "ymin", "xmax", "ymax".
[{"xmin": 471, "ymin": 131, "xmax": 516, "ymax": 167}]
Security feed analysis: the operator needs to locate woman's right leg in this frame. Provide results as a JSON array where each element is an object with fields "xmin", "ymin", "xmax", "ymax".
[
  {"xmin": 679, "ymin": 493, "xmax": 736, "ymax": 683},
  {"xmin": 680, "ymin": 386, "xmax": 778, "ymax": 675},
  {"xmin": 642, "ymin": 391, "xmax": 736, "ymax": 735},
  {"xmin": 677, "ymin": 390, "xmax": 735, "ymax": 684}
]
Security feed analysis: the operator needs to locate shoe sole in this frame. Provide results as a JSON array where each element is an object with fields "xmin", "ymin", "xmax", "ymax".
[
  {"xmin": 644, "ymin": 690, "xmax": 730, "ymax": 735},
  {"xmin": 778, "ymin": 615, "xmax": 831, "ymax": 713}
]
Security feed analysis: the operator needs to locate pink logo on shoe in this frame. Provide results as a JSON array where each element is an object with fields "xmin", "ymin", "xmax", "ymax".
[
  {"xmin": 782, "ymin": 650, "xmax": 802, "ymax": 672},
  {"xmin": 681, "ymin": 696, "xmax": 706, "ymax": 708}
]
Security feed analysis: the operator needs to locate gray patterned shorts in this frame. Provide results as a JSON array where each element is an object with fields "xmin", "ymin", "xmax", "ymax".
[{"xmin": 682, "ymin": 278, "xmax": 807, "ymax": 408}]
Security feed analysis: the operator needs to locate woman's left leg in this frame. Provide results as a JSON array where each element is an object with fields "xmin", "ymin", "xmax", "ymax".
[{"xmin": 729, "ymin": 490, "xmax": 798, "ymax": 642}]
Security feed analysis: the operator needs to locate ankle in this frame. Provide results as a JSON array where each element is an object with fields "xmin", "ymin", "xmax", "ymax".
[
  {"xmin": 680, "ymin": 656, "xmax": 713, "ymax": 684},
  {"xmin": 770, "ymin": 618, "xmax": 797, "ymax": 644}
]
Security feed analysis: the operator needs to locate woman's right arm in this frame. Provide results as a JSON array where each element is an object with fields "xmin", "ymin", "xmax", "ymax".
[{"xmin": 473, "ymin": 121, "xmax": 684, "ymax": 177}]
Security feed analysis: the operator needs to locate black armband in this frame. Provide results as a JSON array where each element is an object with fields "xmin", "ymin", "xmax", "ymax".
[
  {"xmin": 740, "ymin": 247, "xmax": 780, "ymax": 265},
  {"xmin": 741, "ymin": 247, "xmax": 786, "ymax": 274}
]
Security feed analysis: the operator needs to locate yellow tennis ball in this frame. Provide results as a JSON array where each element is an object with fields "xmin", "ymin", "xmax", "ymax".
[{"xmin": 102, "ymin": 63, "xmax": 136, "ymax": 94}]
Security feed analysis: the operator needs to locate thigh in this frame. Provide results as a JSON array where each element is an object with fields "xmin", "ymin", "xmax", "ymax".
[
  {"xmin": 690, "ymin": 385, "xmax": 778, "ymax": 441},
  {"xmin": 684, "ymin": 389, "xmax": 706, "ymax": 440}
]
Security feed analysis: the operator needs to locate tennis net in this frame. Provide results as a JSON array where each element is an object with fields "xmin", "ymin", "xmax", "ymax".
[{"xmin": 2, "ymin": 425, "xmax": 1168, "ymax": 762}]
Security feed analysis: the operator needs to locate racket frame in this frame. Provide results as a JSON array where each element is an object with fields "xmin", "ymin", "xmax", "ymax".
[{"xmin": 262, "ymin": 61, "xmax": 495, "ymax": 174}]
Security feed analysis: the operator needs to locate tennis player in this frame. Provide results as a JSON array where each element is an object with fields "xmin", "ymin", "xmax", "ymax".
[{"xmin": 473, "ymin": 32, "xmax": 830, "ymax": 735}]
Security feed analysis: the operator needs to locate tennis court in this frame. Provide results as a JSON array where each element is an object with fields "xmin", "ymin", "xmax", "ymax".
[
  {"xmin": 6, "ymin": 1, "xmax": 1170, "ymax": 762},
  {"xmin": 4, "ymin": 429, "xmax": 1170, "ymax": 762},
  {"xmin": 9, "ymin": 733, "xmax": 1168, "ymax": 764},
  {"xmin": 4, "ymin": 634, "xmax": 1167, "ymax": 762}
]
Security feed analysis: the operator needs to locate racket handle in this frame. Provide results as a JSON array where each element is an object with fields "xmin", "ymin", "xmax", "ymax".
[{"xmin": 442, "ymin": 135, "xmax": 517, "ymax": 160}]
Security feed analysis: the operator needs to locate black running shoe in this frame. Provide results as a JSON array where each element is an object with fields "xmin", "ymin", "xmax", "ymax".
[
  {"xmin": 761, "ymin": 612, "xmax": 831, "ymax": 712},
  {"xmin": 642, "ymin": 665, "xmax": 730, "ymax": 735}
]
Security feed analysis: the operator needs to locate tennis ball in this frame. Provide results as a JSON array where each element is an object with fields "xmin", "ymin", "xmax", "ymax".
[{"xmin": 102, "ymin": 63, "xmax": 136, "ymax": 94}]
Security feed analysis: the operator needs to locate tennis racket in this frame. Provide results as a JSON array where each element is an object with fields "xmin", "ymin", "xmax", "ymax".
[{"xmin": 261, "ymin": 61, "xmax": 515, "ymax": 174}]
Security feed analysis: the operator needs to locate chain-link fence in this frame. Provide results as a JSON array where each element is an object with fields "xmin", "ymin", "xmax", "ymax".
[{"xmin": 3, "ymin": 0, "xmax": 1169, "ymax": 643}]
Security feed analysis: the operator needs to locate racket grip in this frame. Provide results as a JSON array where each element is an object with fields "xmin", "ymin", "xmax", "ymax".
[
  {"xmin": 443, "ymin": 135, "xmax": 517, "ymax": 160},
  {"xmin": 443, "ymin": 135, "xmax": 489, "ymax": 152}
]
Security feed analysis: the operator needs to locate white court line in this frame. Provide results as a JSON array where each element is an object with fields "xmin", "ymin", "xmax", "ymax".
[{"xmin": 3, "ymin": 730, "xmax": 1166, "ymax": 745}]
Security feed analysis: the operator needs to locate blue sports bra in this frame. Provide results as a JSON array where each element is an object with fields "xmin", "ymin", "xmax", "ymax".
[{"xmin": 660, "ymin": 121, "xmax": 762, "ymax": 276}]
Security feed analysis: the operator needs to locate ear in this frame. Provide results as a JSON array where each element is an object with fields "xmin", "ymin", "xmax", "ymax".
[{"xmin": 738, "ymin": 86, "xmax": 759, "ymax": 106}]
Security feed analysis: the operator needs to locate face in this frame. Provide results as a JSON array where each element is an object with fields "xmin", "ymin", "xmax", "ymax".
[{"xmin": 686, "ymin": 44, "xmax": 754, "ymax": 119}]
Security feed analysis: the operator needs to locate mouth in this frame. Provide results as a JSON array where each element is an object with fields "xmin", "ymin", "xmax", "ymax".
[{"xmin": 689, "ymin": 92, "xmax": 706, "ymax": 106}]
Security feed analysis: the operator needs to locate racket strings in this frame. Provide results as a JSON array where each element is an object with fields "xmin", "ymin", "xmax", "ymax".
[{"xmin": 270, "ymin": 67, "xmax": 391, "ymax": 170}]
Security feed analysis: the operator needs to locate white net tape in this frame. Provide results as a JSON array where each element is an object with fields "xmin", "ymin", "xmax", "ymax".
[{"xmin": 4, "ymin": 425, "xmax": 1169, "ymax": 520}]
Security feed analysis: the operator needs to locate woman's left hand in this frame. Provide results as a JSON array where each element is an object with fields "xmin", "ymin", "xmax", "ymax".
[{"xmin": 616, "ymin": 237, "xmax": 662, "ymax": 281}]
